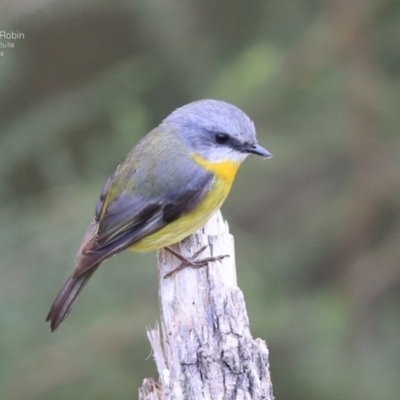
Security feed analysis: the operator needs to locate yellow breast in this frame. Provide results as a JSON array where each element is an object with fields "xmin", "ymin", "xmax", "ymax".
[
  {"xmin": 130, "ymin": 155, "xmax": 240, "ymax": 252},
  {"xmin": 192, "ymin": 154, "xmax": 240, "ymax": 183}
]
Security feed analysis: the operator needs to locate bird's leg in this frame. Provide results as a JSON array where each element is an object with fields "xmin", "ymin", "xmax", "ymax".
[{"xmin": 163, "ymin": 245, "xmax": 228, "ymax": 278}]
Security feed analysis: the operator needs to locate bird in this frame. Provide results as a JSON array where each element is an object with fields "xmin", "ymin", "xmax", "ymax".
[{"xmin": 46, "ymin": 99, "xmax": 272, "ymax": 331}]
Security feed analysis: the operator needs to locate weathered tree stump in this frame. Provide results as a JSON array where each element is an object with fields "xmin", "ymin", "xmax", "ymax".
[{"xmin": 139, "ymin": 210, "xmax": 273, "ymax": 400}]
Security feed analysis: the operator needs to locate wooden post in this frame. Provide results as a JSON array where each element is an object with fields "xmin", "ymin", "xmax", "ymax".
[{"xmin": 139, "ymin": 211, "xmax": 273, "ymax": 400}]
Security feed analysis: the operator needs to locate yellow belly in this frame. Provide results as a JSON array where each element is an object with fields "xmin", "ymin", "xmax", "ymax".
[{"xmin": 130, "ymin": 157, "xmax": 240, "ymax": 252}]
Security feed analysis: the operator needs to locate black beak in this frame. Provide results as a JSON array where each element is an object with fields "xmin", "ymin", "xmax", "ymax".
[{"xmin": 244, "ymin": 143, "xmax": 272, "ymax": 158}]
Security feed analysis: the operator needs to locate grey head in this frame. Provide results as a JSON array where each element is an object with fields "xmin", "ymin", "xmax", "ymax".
[{"xmin": 162, "ymin": 99, "xmax": 272, "ymax": 164}]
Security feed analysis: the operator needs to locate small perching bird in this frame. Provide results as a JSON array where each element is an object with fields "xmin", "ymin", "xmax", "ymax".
[{"xmin": 47, "ymin": 99, "xmax": 272, "ymax": 331}]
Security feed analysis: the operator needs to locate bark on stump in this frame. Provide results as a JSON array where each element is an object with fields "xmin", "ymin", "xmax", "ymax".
[{"xmin": 139, "ymin": 210, "xmax": 273, "ymax": 400}]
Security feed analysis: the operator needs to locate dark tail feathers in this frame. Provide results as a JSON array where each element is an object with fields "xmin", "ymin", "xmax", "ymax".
[{"xmin": 46, "ymin": 265, "xmax": 99, "ymax": 332}]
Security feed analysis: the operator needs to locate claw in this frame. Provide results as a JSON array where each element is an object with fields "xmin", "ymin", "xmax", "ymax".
[{"xmin": 163, "ymin": 245, "xmax": 229, "ymax": 278}]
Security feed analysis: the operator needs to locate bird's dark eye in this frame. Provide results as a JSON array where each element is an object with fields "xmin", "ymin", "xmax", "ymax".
[{"xmin": 215, "ymin": 133, "xmax": 230, "ymax": 144}]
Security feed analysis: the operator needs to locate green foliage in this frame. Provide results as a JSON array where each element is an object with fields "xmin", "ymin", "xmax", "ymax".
[{"xmin": 0, "ymin": 1, "xmax": 399, "ymax": 399}]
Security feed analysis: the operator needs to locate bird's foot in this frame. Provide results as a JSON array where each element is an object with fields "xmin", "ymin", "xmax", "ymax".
[{"xmin": 163, "ymin": 245, "xmax": 228, "ymax": 278}]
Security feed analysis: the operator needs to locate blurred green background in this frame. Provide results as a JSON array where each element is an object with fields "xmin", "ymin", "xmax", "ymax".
[{"xmin": 1, "ymin": 1, "xmax": 399, "ymax": 399}]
